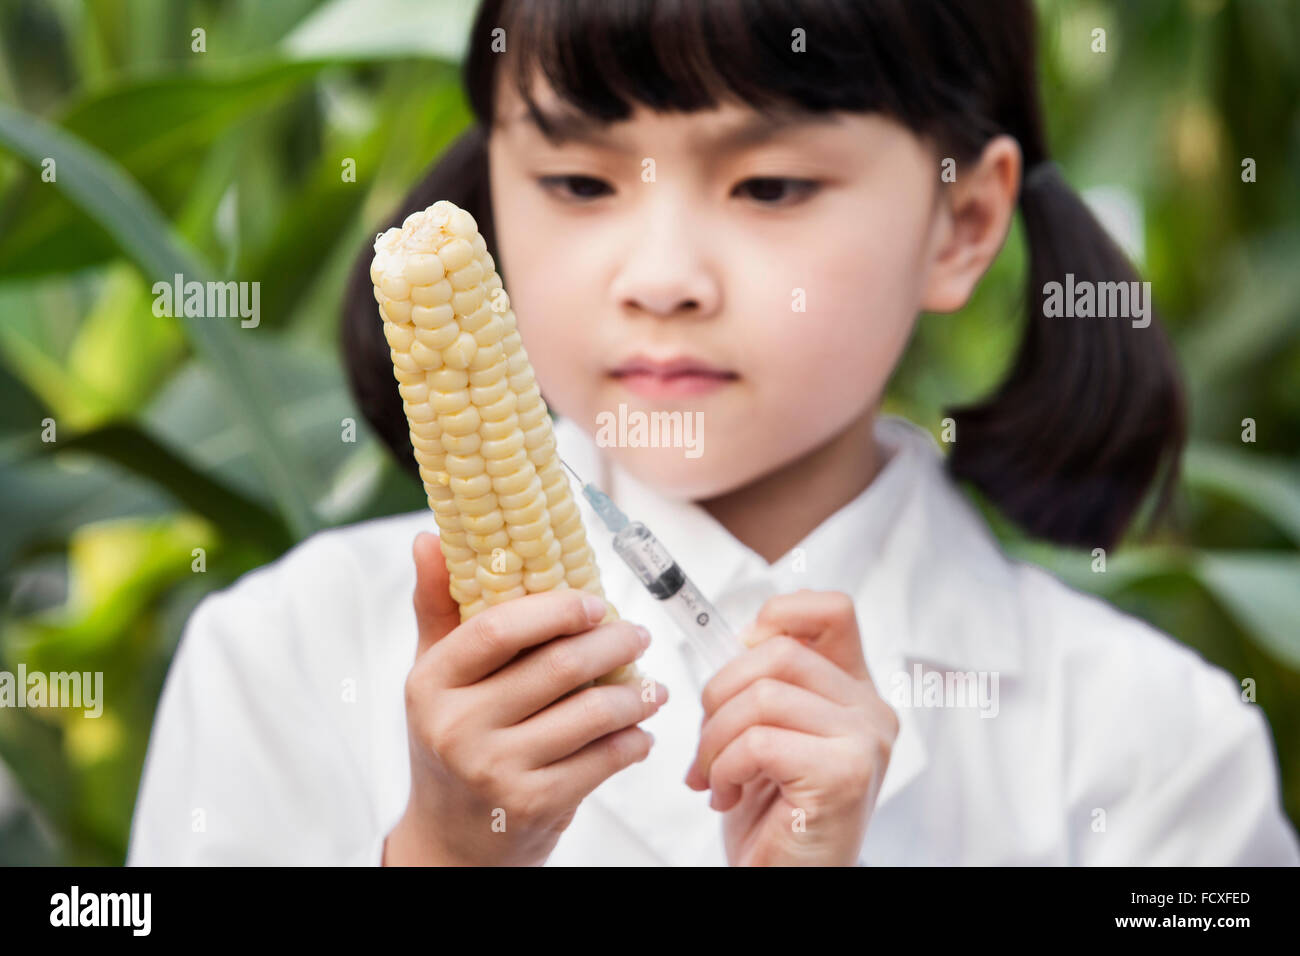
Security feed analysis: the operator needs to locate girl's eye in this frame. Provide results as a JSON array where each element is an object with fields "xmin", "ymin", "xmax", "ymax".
[
  {"xmin": 537, "ymin": 175, "xmax": 614, "ymax": 201},
  {"xmin": 732, "ymin": 177, "xmax": 820, "ymax": 206}
]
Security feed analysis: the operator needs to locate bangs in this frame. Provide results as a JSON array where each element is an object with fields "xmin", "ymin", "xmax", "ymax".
[{"xmin": 465, "ymin": 0, "xmax": 991, "ymax": 145}]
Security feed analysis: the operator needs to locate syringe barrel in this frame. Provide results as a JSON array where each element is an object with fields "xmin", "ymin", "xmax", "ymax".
[
  {"xmin": 612, "ymin": 522, "xmax": 742, "ymax": 673},
  {"xmin": 656, "ymin": 577, "xmax": 742, "ymax": 673},
  {"xmin": 611, "ymin": 522, "xmax": 675, "ymax": 591}
]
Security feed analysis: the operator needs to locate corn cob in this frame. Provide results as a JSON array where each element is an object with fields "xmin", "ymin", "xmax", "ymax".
[{"xmin": 371, "ymin": 200, "xmax": 636, "ymax": 686}]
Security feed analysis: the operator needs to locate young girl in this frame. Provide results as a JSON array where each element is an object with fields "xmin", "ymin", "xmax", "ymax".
[{"xmin": 128, "ymin": 0, "xmax": 1298, "ymax": 865}]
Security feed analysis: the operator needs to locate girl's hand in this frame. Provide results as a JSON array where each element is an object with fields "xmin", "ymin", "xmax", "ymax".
[
  {"xmin": 684, "ymin": 590, "xmax": 898, "ymax": 866},
  {"xmin": 385, "ymin": 533, "xmax": 666, "ymax": 866}
]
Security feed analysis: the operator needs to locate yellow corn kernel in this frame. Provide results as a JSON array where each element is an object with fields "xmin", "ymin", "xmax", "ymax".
[{"xmin": 371, "ymin": 200, "xmax": 636, "ymax": 686}]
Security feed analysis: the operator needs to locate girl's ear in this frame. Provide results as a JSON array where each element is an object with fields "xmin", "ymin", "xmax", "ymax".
[{"xmin": 920, "ymin": 135, "xmax": 1022, "ymax": 313}]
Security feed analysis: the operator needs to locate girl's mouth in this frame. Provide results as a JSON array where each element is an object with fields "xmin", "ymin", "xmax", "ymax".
[{"xmin": 608, "ymin": 355, "xmax": 740, "ymax": 398}]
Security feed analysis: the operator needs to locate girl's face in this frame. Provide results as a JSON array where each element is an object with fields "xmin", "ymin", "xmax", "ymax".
[{"xmin": 487, "ymin": 74, "xmax": 947, "ymax": 500}]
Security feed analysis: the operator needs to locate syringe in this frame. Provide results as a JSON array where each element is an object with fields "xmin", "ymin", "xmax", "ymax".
[{"xmin": 561, "ymin": 459, "xmax": 743, "ymax": 675}]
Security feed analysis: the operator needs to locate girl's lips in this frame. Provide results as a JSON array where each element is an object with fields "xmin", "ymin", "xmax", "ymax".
[{"xmin": 609, "ymin": 369, "xmax": 738, "ymax": 398}]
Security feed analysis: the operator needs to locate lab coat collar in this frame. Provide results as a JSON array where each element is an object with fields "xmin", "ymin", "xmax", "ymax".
[
  {"xmin": 553, "ymin": 414, "xmax": 1025, "ymax": 864},
  {"xmin": 556, "ymin": 414, "xmax": 1025, "ymax": 677}
]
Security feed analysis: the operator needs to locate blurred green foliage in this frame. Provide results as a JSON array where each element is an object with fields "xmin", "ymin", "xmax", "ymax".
[{"xmin": 0, "ymin": 0, "xmax": 1297, "ymax": 864}]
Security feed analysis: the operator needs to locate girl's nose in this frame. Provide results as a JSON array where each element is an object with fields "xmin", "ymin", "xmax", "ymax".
[{"xmin": 610, "ymin": 213, "xmax": 721, "ymax": 320}]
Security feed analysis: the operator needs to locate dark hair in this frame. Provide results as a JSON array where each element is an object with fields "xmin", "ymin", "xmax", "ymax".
[{"xmin": 342, "ymin": 0, "xmax": 1186, "ymax": 551}]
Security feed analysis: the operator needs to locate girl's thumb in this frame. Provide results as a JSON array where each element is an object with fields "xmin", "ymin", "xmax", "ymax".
[{"xmin": 413, "ymin": 532, "xmax": 462, "ymax": 657}]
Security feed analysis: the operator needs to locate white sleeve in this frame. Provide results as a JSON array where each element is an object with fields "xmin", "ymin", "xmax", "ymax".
[
  {"xmin": 126, "ymin": 564, "xmax": 390, "ymax": 866},
  {"xmin": 1082, "ymin": 661, "xmax": 1300, "ymax": 866}
]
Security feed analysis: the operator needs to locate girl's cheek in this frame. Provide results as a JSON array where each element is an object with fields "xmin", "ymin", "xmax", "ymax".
[
  {"xmin": 773, "ymin": 243, "xmax": 913, "ymax": 380},
  {"xmin": 513, "ymin": 295, "xmax": 596, "ymax": 412}
]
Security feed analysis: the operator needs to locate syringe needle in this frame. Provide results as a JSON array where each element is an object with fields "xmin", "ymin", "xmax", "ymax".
[
  {"xmin": 561, "ymin": 457, "xmax": 630, "ymax": 533},
  {"xmin": 559, "ymin": 457, "xmax": 585, "ymax": 486}
]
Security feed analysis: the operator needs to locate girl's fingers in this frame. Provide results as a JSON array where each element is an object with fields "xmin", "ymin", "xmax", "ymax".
[
  {"xmin": 513, "ymin": 681, "xmax": 668, "ymax": 768},
  {"xmin": 431, "ymin": 588, "xmax": 609, "ymax": 688},
  {"xmin": 412, "ymin": 533, "xmax": 464, "ymax": 659},
  {"xmin": 533, "ymin": 725, "xmax": 656, "ymax": 809},
  {"xmin": 707, "ymin": 726, "xmax": 833, "ymax": 812},
  {"xmin": 701, "ymin": 633, "xmax": 862, "ymax": 720},
  {"xmin": 686, "ymin": 678, "xmax": 850, "ymax": 790},
  {"xmin": 481, "ymin": 620, "xmax": 651, "ymax": 725},
  {"xmin": 739, "ymin": 589, "xmax": 870, "ymax": 682}
]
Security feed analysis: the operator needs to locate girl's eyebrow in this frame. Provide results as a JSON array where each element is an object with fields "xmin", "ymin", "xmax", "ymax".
[
  {"xmin": 515, "ymin": 103, "xmax": 628, "ymax": 151},
  {"xmin": 512, "ymin": 103, "xmax": 842, "ymax": 154}
]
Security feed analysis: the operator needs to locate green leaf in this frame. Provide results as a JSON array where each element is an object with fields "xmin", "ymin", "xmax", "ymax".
[
  {"xmin": 142, "ymin": 336, "xmax": 367, "ymax": 521},
  {"xmin": 0, "ymin": 281, "xmax": 105, "ymax": 426},
  {"xmin": 1180, "ymin": 230, "xmax": 1300, "ymax": 386},
  {"xmin": 1183, "ymin": 442, "xmax": 1300, "ymax": 546},
  {"xmin": 65, "ymin": 266, "xmax": 185, "ymax": 419},
  {"xmin": 0, "ymin": 61, "xmax": 325, "ymax": 277},
  {"xmin": 0, "ymin": 102, "xmax": 318, "ymax": 537},
  {"xmin": 9, "ymin": 514, "xmax": 217, "ymax": 662},
  {"xmin": 248, "ymin": 70, "xmax": 467, "ymax": 329},
  {"xmin": 0, "ymin": 101, "xmax": 210, "ymax": 290},
  {"xmin": 1001, "ymin": 539, "xmax": 1191, "ymax": 597},
  {"xmin": 282, "ymin": 0, "xmax": 475, "ymax": 62},
  {"xmin": 1194, "ymin": 552, "xmax": 1300, "ymax": 670},
  {"xmin": 0, "ymin": 353, "xmax": 46, "ymax": 438},
  {"xmin": 0, "ymin": 452, "xmax": 170, "ymax": 573},
  {"xmin": 35, "ymin": 423, "xmax": 292, "ymax": 554}
]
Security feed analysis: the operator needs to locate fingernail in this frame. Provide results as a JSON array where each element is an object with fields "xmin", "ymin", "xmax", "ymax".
[
  {"xmin": 634, "ymin": 625, "xmax": 651, "ymax": 648},
  {"xmin": 582, "ymin": 595, "xmax": 607, "ymax": 624}
]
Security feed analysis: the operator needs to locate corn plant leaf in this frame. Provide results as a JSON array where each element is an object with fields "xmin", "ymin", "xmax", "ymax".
[
  {"xmin": 0, "ymin": 61, "xmax": 326, "ymax": 277},
  {"xmin": 282, "ymin": 0, "xmax": 474, "ymax": 62},
  {"xmin": 1183, "ymin": 442, "xmax": 1300, "ymax": 546},
  {"xmin": 34, "ymin": 423, "xmax": 292, "ymax": 554},
  {"xmin": 1193, "ymin": 552, "xmax": 1300, "ymax": 671},
  {"xmin": 0, "ymin": 102, "xmax": 318, "ymax": 536}
]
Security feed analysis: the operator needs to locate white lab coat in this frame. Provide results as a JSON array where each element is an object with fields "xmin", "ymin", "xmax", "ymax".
[{"xmin": 126, "ymin": 416, "xmax": 1300, "ymax": 865}]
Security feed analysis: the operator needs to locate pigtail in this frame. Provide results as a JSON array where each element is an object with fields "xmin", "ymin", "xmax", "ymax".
[
  {"xmin": 340, "ymin": 125, "xmax": 494, "ymax": 483},
  {"xmin": 945, "ymin": 162, "xmax": 1187, "ymax": 551}
]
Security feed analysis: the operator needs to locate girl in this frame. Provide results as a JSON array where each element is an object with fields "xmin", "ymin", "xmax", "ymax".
[{"xmin": 128, "ymin": 0, "xmax": 1298, "ymax": 865}]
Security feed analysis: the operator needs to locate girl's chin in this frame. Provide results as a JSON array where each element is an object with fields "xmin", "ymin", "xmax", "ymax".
[{"xmin": 601, "ymin": 446, "xmax": 747, "ymax": 501}]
